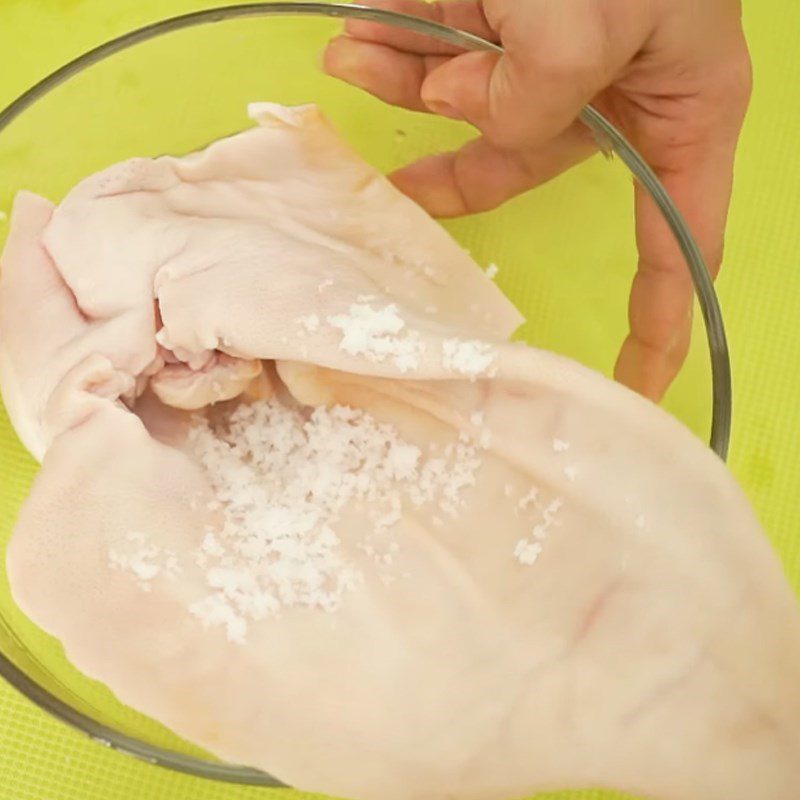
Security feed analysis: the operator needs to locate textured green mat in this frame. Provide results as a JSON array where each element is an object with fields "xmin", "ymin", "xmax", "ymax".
[{"xmin": 0, "ymin": 1, "xmax": 798, "ymax": 799}]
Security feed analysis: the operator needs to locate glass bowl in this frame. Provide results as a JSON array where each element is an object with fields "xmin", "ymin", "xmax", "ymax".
[{"xmin": 0, "ymin": 1, "xmax": 732, "ymax": 787}]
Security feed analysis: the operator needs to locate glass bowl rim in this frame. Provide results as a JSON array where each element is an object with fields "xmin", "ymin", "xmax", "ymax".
[{"xmin": 0, "ymin": 1, "xmax": 733, "ymax": 786}]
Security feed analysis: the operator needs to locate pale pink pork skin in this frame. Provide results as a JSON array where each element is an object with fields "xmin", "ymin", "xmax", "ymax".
[{"xmin": 1, "ymin": 104, "xmax": 799, "ymax": 800}]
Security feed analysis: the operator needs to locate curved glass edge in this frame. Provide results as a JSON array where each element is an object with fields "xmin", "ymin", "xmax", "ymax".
[
  {"xmin": 0, "ymin": 653, "xmax": 285, "ymax": 784},
  {"xmin": 578, "ymin": 107, "xmax": 732, "ymax": 460},
  {"xmin": 0, "ymin": 0, "xmax": 733, "ymax": 786},
  {"xmin": 0, "ymin": 3, "xmax": 732, "ymax": 460}
]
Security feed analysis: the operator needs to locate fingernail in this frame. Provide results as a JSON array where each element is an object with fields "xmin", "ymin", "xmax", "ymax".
[
  {"xmin": 323, "ymin": 38, "xmax": 362, "ymax": 82},
  {"xmin": 424, "ymin": 98, "xmax": 464, "ymax": 121}
]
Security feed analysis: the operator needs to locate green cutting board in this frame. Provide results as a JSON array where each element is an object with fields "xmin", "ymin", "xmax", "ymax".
[{"xmin": 0, "ymin": 2, "xmax": 798, "ymax": 799}]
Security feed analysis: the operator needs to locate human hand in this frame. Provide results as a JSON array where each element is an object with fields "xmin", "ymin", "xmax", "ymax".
[{"xmin": 324, "ymin": 0, "xmax": 752, "ymax": 400}]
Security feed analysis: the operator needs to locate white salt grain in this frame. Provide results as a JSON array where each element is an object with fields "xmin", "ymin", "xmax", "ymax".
[
  {"xmin": 544, "ymin": 497, "xmax": 564, "ymax": 521},
  {"xmin": 485, "ymin": 263, "xmax": 499, "ymax": 280},
  {"xmin": 518, "ymin": 488, "xmax": 540, "ymax": 512},
  {"xmin": 564, "ymin": 466, "xmax": 578, "ymax": 482},
  {"xmin": 201, "ymin": 531, "xmax": 225, "ymax": 557},
  {"xmin": 514, "ymin": 539, "xmax": 542, "ymax": 566},
  {"xmin": 442, "ymin": 339, "xmax": 496, "ymax": 378},
  {"xmin": 317, "ymin": 278, "xmax": 335, "ymax": 293},
  {"xmin": 514, "ymin": 492, "xmax": 565, "ymax": 565},
  {"xmin": 553, "ymin": 438, "xmax": 570, "ymax": 453},
  {"xmin": 132, "ymin": 560, "xmax": 161, "ymax": 582},
  {"xmin": 296, "ymin": 313, "xmax": 320, "ymax": 333},
  {"xmin": 185, "ymin": 399, "xmax": 482, "ymax": 641},
  {"xmin": 328, "ymin": 303, "xmax": 424, "ymax": 373},
  {"xmin": 189, "ymin": 594, "xmax": 249, "ymax": 645},
  {"xmin": 109, "ymin": 535, "xmax": 174, "ymax": 592}
]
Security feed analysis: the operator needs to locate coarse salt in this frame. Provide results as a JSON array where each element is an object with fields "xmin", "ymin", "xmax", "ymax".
[
  {"xmin": 328, "ymin": 302, "xmax": 424, "ymax": 373},
  {"xmin": 485, "ymin": 263, "xmax": 499, "ymax": 280},
  {"xmin": 442, "ymin": 338, "xmax": 496, "ymax": 379},
  {"xmin": 514, "ymin": 492, "xmax": 565, "ymax": 566},
  {"xmin": 109, "ymin": 533, "xmax": 180, "ymax": 592},
  {"xmin": 514, "ymin": 539, "xmax": 542, "ymax": 566},
  {"xmin": 184, "ymin": 398, "xmax": 483, "ymax": 642},
  {"xmin": 518, "ymin": 487, "xmax": 540, "ymax": 512},
  {"xmin": 544, "ymin": 498, "xmax": 564, "ymax": 520},
  {"xmin": 296, "ymin": 313, "xmax": 320, "ymax": 333}
]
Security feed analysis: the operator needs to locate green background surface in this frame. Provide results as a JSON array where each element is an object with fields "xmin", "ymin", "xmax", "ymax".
[{"xmin": 0, "ymin": 1, "xmax": 798, "ymax": 799}]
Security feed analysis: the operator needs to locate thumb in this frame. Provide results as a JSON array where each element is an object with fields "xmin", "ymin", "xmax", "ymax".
[
  {"xmin": 420, "ymin": 48, "xmax": 607, "ymax": 149},
  {"xmin": 420, "ymin": 3, "xmax": 651, "ymax": 149},
  {"xmin": 420, "ymin": 50, "xmax": 501, "ymax": 125}
]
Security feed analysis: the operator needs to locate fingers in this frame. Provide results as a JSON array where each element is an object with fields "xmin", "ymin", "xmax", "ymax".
[
  {"xmin": 324, "ymin": 35, "xmax": 447, "ymax": 113},
  {"xmin": 390, "ymin": 123, "xmax": 597, "ymax": 217},
  {"xmin": 329, "ymin": 0, "xmax": 747, "ymax": 404},
  {"xmin": 420, "ymin": 50, "xmax": 499, "ymax": 122},
  {"xmin": 614, "ymin": 41, "xmax": 752, "ymax": 400},
  {"xmin": 615, "ymin": 139, "xmax": 741, "ymax": 401},
  {"xmin": 417, "ymin": 1, "xmax": 652, "ymax": 149},
  {"xmin": 342, "ymin": 0, "xmax": 497, "ymax": 55},
  {"xmin": 329, "ymin": 1, "xmax": 653, "ymax": 150}
]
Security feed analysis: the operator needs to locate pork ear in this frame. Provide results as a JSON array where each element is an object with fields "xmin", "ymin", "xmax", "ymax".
[
  {"xmin": 0, "ymin": 192, "xmax": 77, "ymax": 458},
  {"xmin": 5, "ymin": 388, "xmax": 232, "ymax": 738},
  {"xmin": 0, "ymin": 192, "xmax": 157, "ymax": 460},
  {"xmin": 235, "ymin": 102, "xmax": 523, "ymax": 338},
  {"xmin": 272, "ymin": 357, "xmax": 800, "ymax": 800},
  {"xmin": 4, "ymin": 103, "xmax": 800, "ymax": 800}
]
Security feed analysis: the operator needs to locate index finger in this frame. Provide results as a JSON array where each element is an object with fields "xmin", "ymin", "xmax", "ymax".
[{"xmin": 343, "ymin": 0, "xmax": 498, "ymax": 55}]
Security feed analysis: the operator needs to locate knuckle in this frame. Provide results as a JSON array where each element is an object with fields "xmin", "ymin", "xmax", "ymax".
[
  {"xmin": 481, "ymin": 119, "xmax": 526, "ymax": 150},
  {"xmin": 527, "ymin": 45, "xmax": 604, "ymax": 93}
]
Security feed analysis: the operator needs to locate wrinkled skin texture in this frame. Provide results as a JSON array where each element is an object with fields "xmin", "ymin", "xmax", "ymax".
[{"xmin": 1, "ymin": 105, "xmax": 799, "ymax": 800}]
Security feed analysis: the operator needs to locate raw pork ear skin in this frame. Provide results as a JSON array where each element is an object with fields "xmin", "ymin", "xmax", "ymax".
[{"xmin": 1, "ymin": 104, "xmax": 799, "ymax": 800}]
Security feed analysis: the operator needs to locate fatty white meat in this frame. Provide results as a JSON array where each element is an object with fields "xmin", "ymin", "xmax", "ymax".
[{"xmin": 1, "ymin": 104, "xmax": 799, "ymax": 800}]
